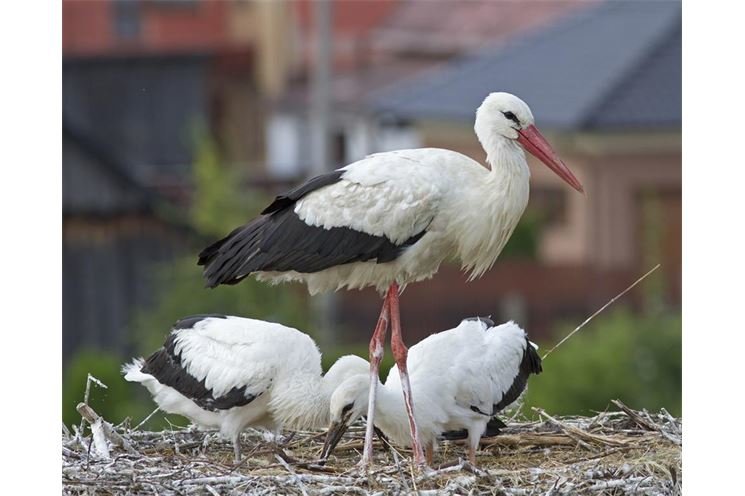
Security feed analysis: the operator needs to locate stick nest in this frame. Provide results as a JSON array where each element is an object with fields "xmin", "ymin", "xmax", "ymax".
[{"xmin": 62, "ymin": 400, "xmax": 681, "ymax": 495}]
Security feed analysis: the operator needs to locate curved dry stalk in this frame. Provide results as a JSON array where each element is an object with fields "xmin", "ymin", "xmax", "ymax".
[{"xmin": 542, "ymin": 264, "xmax": 661, "ymax": 361}]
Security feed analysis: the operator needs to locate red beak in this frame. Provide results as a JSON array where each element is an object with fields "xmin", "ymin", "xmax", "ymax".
[{"xmin": 517, "ymin": 125, "xmax": 584, "ymax": 193}]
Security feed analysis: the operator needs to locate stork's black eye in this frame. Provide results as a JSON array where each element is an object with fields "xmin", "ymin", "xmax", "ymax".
[
  {"xmin": 342, "ymin": 403, "xmax": 354, "ymax": 414},
  {"xmin": 502, "ymin": 111, "xmax": 519, "ymax": 124}
]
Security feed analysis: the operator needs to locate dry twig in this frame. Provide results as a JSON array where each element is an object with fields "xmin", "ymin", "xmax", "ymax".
[{"xmin": 542, "ymin": 264, "xmax": 661, "ymax": 360}]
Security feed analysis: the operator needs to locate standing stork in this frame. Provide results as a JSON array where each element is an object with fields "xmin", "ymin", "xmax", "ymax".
[
  {"xmin": 197, "ymin": 92, "xmax": 582, "ymax": 465},
  {"xmin": 321, "ymin": 318, "xmax": 543, "ymax": 466},
  {"xmin": 122, "ymin": 314, "xmax": 369, "ymax": 462}
]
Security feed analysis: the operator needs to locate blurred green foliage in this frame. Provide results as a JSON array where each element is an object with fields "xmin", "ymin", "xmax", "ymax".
[
  {"xmin": 189, "ymin": 133, "xmax": 266, "ymax": 238},
  {"xmin": 500, "ymin": 210, "xmax": 539, "ymax": 259},
  {"xmin": 522, "ymin": 308, "xmax": 681, "ymax": 417},
  {"xmin": 62, "ymin": 350, "xmax": 151, "ymax": 428}
]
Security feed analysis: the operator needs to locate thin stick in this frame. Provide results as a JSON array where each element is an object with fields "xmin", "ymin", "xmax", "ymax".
[
  {"xmin": 78, "ymin": 374, "xmax": 108, "ymax": 435},
  {"xmin": 133, "ymin": 407, "xmax": 161, "ymax": 432},
  {"xmin": 79, "ymin": 375, "xmax": 93, "ymax": 435},
  {"xmin": 542, "ymin": 264, "xmax": 661, "ymax": 361},
  {"xmin": 391, "ymin": 449, "xmax": 410, "ymax": 493},
  {"xmin": 275, "ymin": 454, "xmax": 309, "ymax": 496}
]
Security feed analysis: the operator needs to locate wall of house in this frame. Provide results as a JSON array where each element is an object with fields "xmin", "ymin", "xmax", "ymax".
[
  {"xmin": 567, "ymin": 132, "xmax": 682, "ymax": 304},
  {"xmin": 583, "ymin": 151, "xmax": 681, "ymax": 269}
]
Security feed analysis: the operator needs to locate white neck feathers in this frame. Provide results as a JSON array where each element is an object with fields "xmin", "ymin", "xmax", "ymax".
[
  {"xmin": 268, "ymin": 373, "xmax": 337, "ymax": 430},
  {"xmin": 451, "ymin": 137, "xmax": 530, "ymax": 280}
]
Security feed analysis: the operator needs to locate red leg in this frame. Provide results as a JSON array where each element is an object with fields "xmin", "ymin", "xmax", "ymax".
[
  {"xmin": 425, "ymin": 443, "xmax": 434, "ymax": 466},
  {"xmin": 388, "ymin": 283, "xmax": 426, "ymax": 466},
  {"xmin": 359, "ymin": 292, "xmax": 390, "ymax": 467}
]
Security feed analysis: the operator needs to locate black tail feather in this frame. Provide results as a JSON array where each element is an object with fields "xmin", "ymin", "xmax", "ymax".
[
  {"xmin": 197, "ymin": 207, "xmax": 428, "ymax": 288},
  {"xmin": 483, "ymin": 416, "xmax": 507, "ymax": 437}
]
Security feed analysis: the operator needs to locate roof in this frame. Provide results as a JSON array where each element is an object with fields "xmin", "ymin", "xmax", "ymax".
[{"xmin": 369, "ymin": 0, "xmax": 681, "ymax": 130}]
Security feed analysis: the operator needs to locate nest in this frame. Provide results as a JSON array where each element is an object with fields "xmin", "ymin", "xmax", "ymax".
[{"xmin": 62, "ymin": 399, "xmax": 680, "ymax": 495}]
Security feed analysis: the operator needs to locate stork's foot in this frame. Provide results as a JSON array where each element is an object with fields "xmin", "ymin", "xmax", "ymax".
[
  {"xmin": 279, "ymin": 431, "xmax": 296, "ymax": 447},
  {"xmin": 201, "ymin": 431, "xmax": 217, "ymax": 452}
]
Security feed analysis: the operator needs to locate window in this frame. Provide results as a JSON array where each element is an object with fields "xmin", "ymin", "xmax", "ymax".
[
  {"xmin": 332, "ymin": 131, "xmax": 347, "ymax": 167},
  {"xmin": 376, "ymin": 123, "xmax": 421, "ymax": 152},
  {"xmin": 266, "ymin": 114, "xmax": 304, "ymax": 179},
  {"xmin": 113, "ymin": 0, "xmax": 141, "ymax": 40}
]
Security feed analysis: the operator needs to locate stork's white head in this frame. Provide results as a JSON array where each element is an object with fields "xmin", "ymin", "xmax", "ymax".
[
  {"xmin": 328, "ymin": 374, "xmax": 369, "ymax": 425},
  {"xmin": 475, "ymin": 92, "xmax": 535, "ymax": 141},
  {"xmin": 320, "ymin": 374, "xmax": 369, "ymax": 460},
  {"xmin": 475, "ymin": 92, "xmax": 584, "ymax": 193}
]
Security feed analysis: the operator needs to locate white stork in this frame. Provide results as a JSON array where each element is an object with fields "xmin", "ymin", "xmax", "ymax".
[
  {"xmin": 197, "ymin": 92, "xmax": 581, "ymax": 465},
  {"xmin": 122, "ymin": 314, "xmax": 369, "ymax": 462},
  {"xmin": 321, "ymin": 318, "xmax": 542, "ymax": 466}
]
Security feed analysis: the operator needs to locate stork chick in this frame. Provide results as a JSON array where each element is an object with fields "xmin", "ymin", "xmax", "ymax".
[
  {"xmin": 321, "ymin": 318, "xmax": 542, "ymax": 466},
  {"xmin": 123, "ymin": 314, "xmax": 369, "ymax": 462}
]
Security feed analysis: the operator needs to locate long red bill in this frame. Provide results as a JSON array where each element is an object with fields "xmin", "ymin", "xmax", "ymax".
[{"xmin": 517, "ymin": 125, "xmax": 584, "ymax": 193}]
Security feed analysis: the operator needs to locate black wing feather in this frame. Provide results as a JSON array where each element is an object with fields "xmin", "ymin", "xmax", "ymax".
[
  {"xmin": 141, "ymin": 328, "xmax": 257, "ymax": 411},
  {"xmin": 441, "ymin": 336, "xmax": 541, "ymax": 443},
  {"xmin": 492, "ymin": 338, "xmax": 543, "ymax": 413},
  {"xmin": 261, "ymin": 170, "xmax": 344, "ymax": 215},
  {"xmin": 198, "ymin": 172, "xmax": 427, "ymax": 288},
  {"xmin": 173, "ymin": 314, "xmax": 227, "ymax": 330}
]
